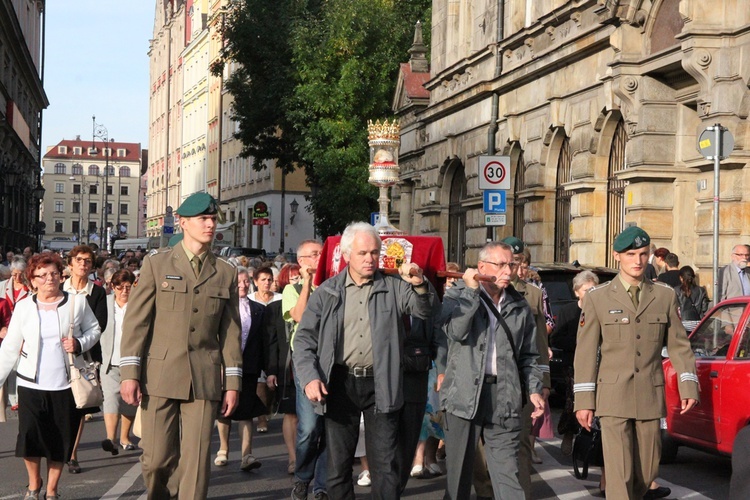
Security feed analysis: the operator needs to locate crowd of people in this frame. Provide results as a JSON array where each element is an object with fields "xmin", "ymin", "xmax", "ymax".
[{"xmin": 6, "ymin": 190, "xmax": 745, "ymax": 500}]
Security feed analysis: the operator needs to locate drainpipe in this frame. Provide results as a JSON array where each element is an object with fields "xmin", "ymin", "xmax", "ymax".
[{"xmin": 486, "ymin": 1, "xmax": 504, "ymax": 240}]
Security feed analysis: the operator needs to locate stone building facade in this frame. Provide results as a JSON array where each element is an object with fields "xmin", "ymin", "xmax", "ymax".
[
  {"xmin": 394, "ymin": 0, "xmax": 750, "ymax": 294},
  {"xmin": 42, "ymin": 139, "xmax": 144, "ymax": 246},
  {"xmin": 147, "ymin": 0, "xmax": 313, "ymax": 253},
  {"xmin": 0, "ymin": 0, "xmax": 47, "ymax": 251}
]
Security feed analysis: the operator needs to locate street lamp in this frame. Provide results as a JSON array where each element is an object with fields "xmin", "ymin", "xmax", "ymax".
[
  {"xmin": 32, "ymin": 180, "xmax": 45, "ymax": 250},
  {"xmin": 289, "ymin": 198, "xmax": 299, "ymax": 224},
  {"xmin": 92, "ymin": 115, "xmax": 111, "ymax": 251}
]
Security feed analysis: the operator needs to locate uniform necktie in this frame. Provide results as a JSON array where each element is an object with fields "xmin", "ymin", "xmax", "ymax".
[
  {"xmin": 191, "ymin": 256, "xmax": 202, "ymax": 278},
  {"xmin": 628, "ymin": 285, "xmax": 640, "ymax": 308}
]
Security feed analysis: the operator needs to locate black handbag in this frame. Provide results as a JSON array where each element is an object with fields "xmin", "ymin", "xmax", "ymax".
[
  {"xmin": 572, "ymin": 417, "xmax": 604, "ymax": 479},
  {"xmin": 402, "ymin": 345, "xmax": 432, "ymax": 373}
]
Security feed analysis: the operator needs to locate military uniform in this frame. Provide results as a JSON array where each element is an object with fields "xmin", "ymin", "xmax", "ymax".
[
  {"xmin": 574, "ymin": 227, "xmax": 698, "ymax": 500},
  {"xmin": 120, "ymin": 194, "xmax": 242, "ymax": 500},
  {"xmin": 515, "ymin": 280, "xmax": 550, "ymax": 499}
]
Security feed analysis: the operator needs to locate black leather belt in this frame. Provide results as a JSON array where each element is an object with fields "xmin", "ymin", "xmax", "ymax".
[
  {"xmin": 483, "ymin": 375, "xmax": 497, "ymax": 384},
  {"xmin": 348, "ymin": 366, "xmax": 375, "ymax": 378}
]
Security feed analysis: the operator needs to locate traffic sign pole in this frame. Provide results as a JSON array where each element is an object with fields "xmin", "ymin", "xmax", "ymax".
[{"xmin": 697, "ymin": 124, "xmax": 734, "ymax": 301}]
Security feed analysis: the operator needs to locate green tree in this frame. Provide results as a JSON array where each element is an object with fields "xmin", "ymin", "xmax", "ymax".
[
  {"xmin": 218, "ymin": 0, "xmax": 304, "ymax": 172},
  {"xmin": 221, "ymin": 0, "xmax": 431, "ymax": 236}
]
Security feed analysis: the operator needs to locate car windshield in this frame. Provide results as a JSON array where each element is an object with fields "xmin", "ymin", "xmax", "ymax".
[{"xmin": 690, "ymin": 304, "xmax": 746, "ymax": 358}]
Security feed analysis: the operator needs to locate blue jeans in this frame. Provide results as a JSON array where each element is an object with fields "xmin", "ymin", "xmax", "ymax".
[{"xmin": 295, "ymin": 375, "xmax": 327, "ymax": 494}]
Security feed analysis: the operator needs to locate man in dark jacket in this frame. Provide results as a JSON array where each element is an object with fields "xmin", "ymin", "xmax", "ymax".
[
  {"xmin": 440, "ymin": 241, "xmax": 544, "ymax": 500},
  {"xmin": 293, "ymin": 222, "xmax": 433, "ymax": 500}
]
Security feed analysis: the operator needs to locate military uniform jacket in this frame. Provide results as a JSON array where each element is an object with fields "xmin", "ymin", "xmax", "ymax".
[
  {"xmin": 573, "ymin": 277, "xmax": 699, "ymax": 420},
  {"xmin": 120, "ymin": 246, "xmax": 243, "ymax": 401},
  {"xmin": 514, "ymin": 280, "xmax": 551, "ymax": 389}
]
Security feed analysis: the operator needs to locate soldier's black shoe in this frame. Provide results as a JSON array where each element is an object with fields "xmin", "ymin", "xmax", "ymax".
[{"xmin": 643, "ymin": 486, "xmax": 671, "ymax": 500}]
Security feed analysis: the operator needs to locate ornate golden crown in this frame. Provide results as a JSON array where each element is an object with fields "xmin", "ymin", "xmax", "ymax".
[{"xmin": 367, "ymin": 119, "xmax": 400, "ymax": 141}]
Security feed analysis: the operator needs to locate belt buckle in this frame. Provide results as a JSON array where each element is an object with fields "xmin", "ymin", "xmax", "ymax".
[{"xmin": 352, "ymin": 366, "xmax": 366, "ymax": 377}]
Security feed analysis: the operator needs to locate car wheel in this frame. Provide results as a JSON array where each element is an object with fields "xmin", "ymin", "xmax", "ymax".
[{"xmin": 660, "ymin": 429, "xmax": 679, "ymax": 463}]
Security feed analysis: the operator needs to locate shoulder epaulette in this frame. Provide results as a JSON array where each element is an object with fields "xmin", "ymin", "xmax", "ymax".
[{"xmin": 589, "ymin": 280, "xmax": 612, "ymax": 293}]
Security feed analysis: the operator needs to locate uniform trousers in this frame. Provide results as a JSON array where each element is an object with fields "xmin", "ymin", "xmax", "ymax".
[
  {"xmin": 139, "ymin": 393, "xmax": 219, "ymax": 500},
  {"xmin": 325, "ymin": 364, "xmax": 401, "ymax": 500},
  {"xmin": 600, "ymin": 416, "xmax": 661, "ymax": 500},
  {"xmin": 443, "ymin": 381, "xmax": 523, "ymax": 500}
]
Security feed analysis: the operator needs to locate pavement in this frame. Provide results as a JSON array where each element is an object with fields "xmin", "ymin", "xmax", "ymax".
[{"xmin": 0, "ymin": 406, "xmax": 732, "ymax": 499}]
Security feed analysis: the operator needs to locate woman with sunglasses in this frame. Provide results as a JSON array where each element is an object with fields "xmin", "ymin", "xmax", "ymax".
[
  {"xmin": 0, "ymin": 252, "xmax": 101, "ymax": 499},
  {"xmin": 100, "ymin": 269, "xmax": 138, "ymax": 455},
  {"xmin": 62, "ymin": 245, "xmax": 108, "ymax": 474}
]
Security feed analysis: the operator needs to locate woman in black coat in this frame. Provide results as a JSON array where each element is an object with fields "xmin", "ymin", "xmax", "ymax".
[
  {"xmin": 214, "ymin": 267, "xmax": 267, "ymax": 471},
  {"xmin": 265, "ymin": 264, "xmax": 300, "ymax": 474},
  {"xmin": 549, "ymin": 270, "xmax": 599, "ymax": 456},
  {"xmin": 674, "ymin": 266, "xmax": 709, "ymax": 321}
]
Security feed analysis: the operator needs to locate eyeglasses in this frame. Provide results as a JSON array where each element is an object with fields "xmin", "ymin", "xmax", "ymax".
[
  {"xmin": 298, "ymin": 251, "xmax": 321, "ymax": 259},
  {"xmin": 114, "ymin": 285, "xmax": 133, "ymax": 291},
  {"xmin": 34, "ymin": 272, "xmax": 61, "ymax": 281},
  {"xmin": 289, "ymin": 275, "xmax": 301, "ymax": 282},
  {"xmin": 480, "ymin": 260, "xmax": 518, "ymax": 271},
  {"xmin": 74, "ymin": 257, "xmax": 93, "ymax": 265},
  {"xmin": 733, "ymin": 253, "xmax": 750, "ymax": 258}
]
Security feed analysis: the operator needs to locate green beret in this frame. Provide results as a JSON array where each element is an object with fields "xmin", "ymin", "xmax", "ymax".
[
  {"xmin": 175, "ymin": 192, "xmax": 224, "ymax": 222},
  {"xmin": 613, "ymin": 226, "xmax": 650, "ymax": 252},
  {"xmin": 501, "ymin": 236, "xmax": 524, "ymax": 254},
  {"xmin": 168, "ymin": 233, "xmax": 184, "ymax": 247}
]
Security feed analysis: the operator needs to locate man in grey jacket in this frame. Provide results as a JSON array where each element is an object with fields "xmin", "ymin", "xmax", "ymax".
[
  {"xmin": 293, "ymin": 222, "xmax": 434, "ymax": 500},
  {"xmin": 440, "ymin": 241, "xmax": 544, "ymax": 500}
]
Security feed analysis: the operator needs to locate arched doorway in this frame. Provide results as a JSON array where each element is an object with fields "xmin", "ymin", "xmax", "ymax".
[
  {"xmin": 606, "ymin": 121, "xmax": 628, "ymax": 267},
  {"xmin": 555, "ymin": 138, "xmax": 572, "ymax": 262},
  {"xmin": 448, "ymin": 165, "xmax": 467, "ymax": 268}
]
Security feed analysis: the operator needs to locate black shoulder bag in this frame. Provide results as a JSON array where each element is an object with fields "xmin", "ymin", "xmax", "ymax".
[
  {"xmin": 572, "ymin": 416, "xmax": 604, "ymax": 479},
  {"xmin": 478, "ymin": 293, "xmax": 528, "ymax": 407}
]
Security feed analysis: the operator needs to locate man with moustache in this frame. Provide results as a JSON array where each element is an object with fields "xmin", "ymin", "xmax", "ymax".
[
  {"xmin": 719, "ymin": 244, "xmax": 750, "ymax": 301},
  {"xmin": 293, "ymin": 222, "xmax": 433, "ymax": 500},
  {"xmin": 575, "ymin": 226, "xmax": 698, "ymax": 500},
  {"xmin": 120, "ymin": 192, "xmax": 242, "ymax": 499},
  {"xmin": 440, "ymin": 241, "xmax": 544, "ymax": 500}
]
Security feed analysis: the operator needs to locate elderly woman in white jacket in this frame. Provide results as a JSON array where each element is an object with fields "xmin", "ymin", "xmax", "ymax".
[{"xmin": 0, "ymin": 253, "xmax": 101, "ymax": 500}]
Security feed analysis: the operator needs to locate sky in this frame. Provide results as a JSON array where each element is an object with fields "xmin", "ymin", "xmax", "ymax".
[{"xmin": 41, "ymin": 1, "xmax": 154, "ymax": 151}]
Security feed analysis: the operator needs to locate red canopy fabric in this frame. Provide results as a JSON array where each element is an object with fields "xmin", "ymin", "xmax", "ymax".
[{"xmin": 314, "ymin": 235, "xmax": 447, "ymax": 293}]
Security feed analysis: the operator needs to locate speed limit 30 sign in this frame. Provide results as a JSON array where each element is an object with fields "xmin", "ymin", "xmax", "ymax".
[{"xmin": 478, "ymin": 155, "xmax": 511, "ymax": 190}]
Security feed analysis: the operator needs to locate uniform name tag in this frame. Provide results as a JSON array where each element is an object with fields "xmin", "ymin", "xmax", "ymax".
[
  {"xmin": 609, "ymin": 309, "xmax": 623, "ymax": 314},
  {"xmin": 165, "ymin": 275, "xmax": 183, "ymax": 280}
]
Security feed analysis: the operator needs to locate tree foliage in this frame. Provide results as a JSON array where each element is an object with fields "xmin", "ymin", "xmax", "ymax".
[{"xmin": 221, "ymin": 0, "xmax": 431, "ymax": 236}]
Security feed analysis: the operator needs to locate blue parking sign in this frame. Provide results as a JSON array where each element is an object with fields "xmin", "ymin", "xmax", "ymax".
[{"xmin": 483, "ymin": 190, "xmax": 507, "ymax": 213}]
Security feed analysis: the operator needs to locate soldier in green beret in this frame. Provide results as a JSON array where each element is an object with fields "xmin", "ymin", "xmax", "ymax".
[
  {"xmin": 119, "ymin": 192, "xmax": 242, "ymax": 499},
  {"xmin": 574, "ymin": 226, "xmax": 699, "ymax": 500}
]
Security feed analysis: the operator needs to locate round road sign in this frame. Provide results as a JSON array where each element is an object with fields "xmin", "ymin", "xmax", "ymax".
[{"xmin": 483, "ymin": 161, "xmax": 507, "ymax": 185}]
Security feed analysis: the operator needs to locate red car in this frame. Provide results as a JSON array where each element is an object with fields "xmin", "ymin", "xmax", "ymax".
[{"xmin": 661, "ymin": 296, "xmax": 750, "ymax": 461}]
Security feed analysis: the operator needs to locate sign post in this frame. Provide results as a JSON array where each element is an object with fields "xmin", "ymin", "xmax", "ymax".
[
  {"xmin": 697, "ymin": 124, "xmax": 734, "ymax": 301},
  {"xmin": 478, "ymin": 156, "xmax": 510, "ymax": 235}
]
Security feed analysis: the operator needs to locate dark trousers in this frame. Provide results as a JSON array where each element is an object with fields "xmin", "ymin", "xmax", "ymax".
[
  {"xmin": 325, "ymin": 365, "xmax": 401, "ymax": 500},
  {"xmin": 398, "ymin": 372, "xmax": 428, "ymax": 492},
  {"xmin": 443, "ymin": 382, "xmax": 523, "ymax": 500}
]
